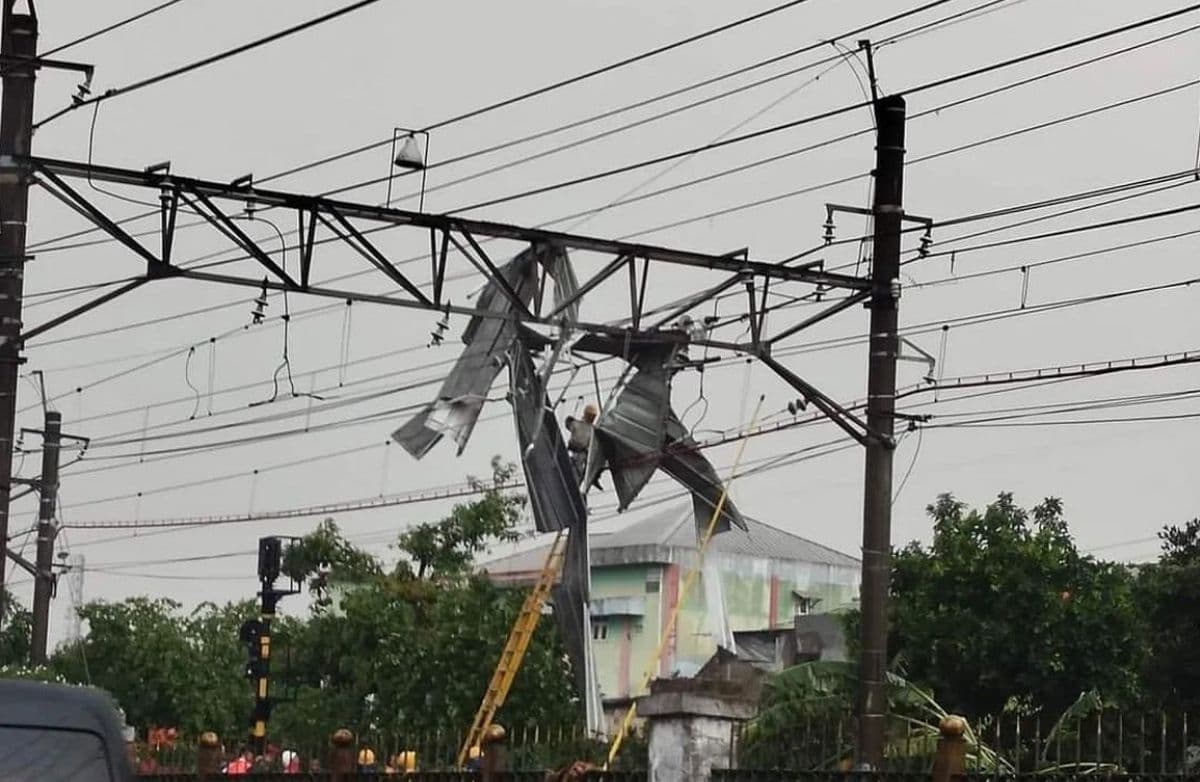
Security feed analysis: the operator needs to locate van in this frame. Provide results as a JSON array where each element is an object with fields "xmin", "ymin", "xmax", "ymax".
[{"xmin": 0, "ymin": 679, "xmax": 135, "ymax": 781}]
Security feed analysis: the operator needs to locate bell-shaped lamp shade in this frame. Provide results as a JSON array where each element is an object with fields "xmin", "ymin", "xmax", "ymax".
[{"xmin": 394, "ymin": 134, "xmax": 425, "ymax": 170}]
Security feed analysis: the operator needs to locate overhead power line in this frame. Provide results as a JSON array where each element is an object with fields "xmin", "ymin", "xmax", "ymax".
[
  {"xmin": 26, "ymin": 185, "xmax": 1200, "ymax": 463},
  {"xmin": 34, "ymin": 0, "xmax": 389, "ymax": 129},
  {"xmin": 63, "ymin": 427, "xmax": 855, "ymax": 534},
  {"xmin": 34, "ymin": 36, "xmax": 1194, "ymax": 361},
  {"xmin": 41, "ymin": 0, "xmax": 190, "ymax": 57},
  {"xmin": 261, "ymin": 0, "xmax": 953, "ymax": 185},
  {"xmin": 449, "ymin": 4, "xmax": 1200, "ymax": 213},
  {"xmin": 26, "ymin": 2, "xmax": 1190, "ymax": 336},
  {"xmin": 926, "ymin": 411, "xmax": 1200, "ymax": 429},
  {"xmin": 50, "ymin": 344, "xmax": 1200, "ymax": 519},
  {"xmin": 915, "ymin": 195, "xmax": 1200, "ymax": 261},
  {"xmin": 16, "ymin": 0, "xmax": 979, "ymax": 255}
]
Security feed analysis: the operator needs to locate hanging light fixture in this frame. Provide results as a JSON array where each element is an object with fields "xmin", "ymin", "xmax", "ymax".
[
  {"xmin": 393, "ymin": 133, "xmax": 425, "ymax": 171},
  {"xmin": 387, "ymin": 127, "xmax": 431, "ymax": 211}
]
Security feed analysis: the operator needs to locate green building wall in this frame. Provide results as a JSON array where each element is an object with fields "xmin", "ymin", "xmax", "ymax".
[{"xmin": 587, "ymin": 554, "xmax": 859, "ymax": 703}]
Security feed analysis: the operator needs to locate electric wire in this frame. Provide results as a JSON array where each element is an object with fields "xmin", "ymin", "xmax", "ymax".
[
  {"xmin": 27, "ymin": 0, "xmax": 881, "ymax": 252},
  {"xmin": 50, "ymin": 347, "xmax": 1200, "ymax": 522},
  {"xmin": 16, "ymin": 21, "xmax": 1200, "ymax": 503},
  {"xmin": 40, "ymin": 0, "xmax": 189, "ymax": 58},
  {"xmin": 14, "ymin": 0, "xmax": 1069, "ymax": 266},
  {"xmin": 258, "ymin": 0, "xmax": 951, "ymax": 186},
  {"xmin": 20, "ymin": 0, "xmax": 973, "ymax": 280},
  {"xmin": 33, "ymin": 0, "xmax": 390, "ymax": 129},
  {"xmin": 65, "ymin": 430, "xmax": 856, "ymax": 534},
  {"xmin": 27, "ymin": 202, "xmax": 1200, "ymax": 465},
  {"xmin": 40, "ymin": 63, "xmax": 1189, "ymax": 364},
  {"xmin": 25, "ymin": 16, "xmax": 1197, "ymax": 349},
  {"xmin": 447, "ymin": 5, "xmax": 1200, "ymax": 213}
]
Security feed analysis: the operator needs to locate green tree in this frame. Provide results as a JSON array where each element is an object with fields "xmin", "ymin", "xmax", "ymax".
[
  {"xmin": 394, "ymin": 457, "xmax": 523, "ymax": 580},
  {"xmin": 873, "ymin": 493, "xmax": 1143, "ymax": 718},
  {"xmin": 0, "ymin": 588, "xmax": 32, "ymax": 665},
  {"xmin": 50, "ymin": 597, "xmax": 255, "ymax": 737},
  {"xmin": 1135, "ymin": 518, "xmax": 1200, "ymax": 709},
  {"xmin": 271, "ymin": 460, "xmax": 576, "ymax": 747}
]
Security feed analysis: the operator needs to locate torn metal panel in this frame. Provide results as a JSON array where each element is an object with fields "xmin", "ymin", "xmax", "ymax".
[
  {"xmin": 551, "ymin": 523, "xmax": 590, "ymax": 698},
  {"xmin": 542, "ymin": 244, "xmax": 579, "ymax": 324},
  {"xmin": 509, "ymin": 340, "xmax": 587, "ymax": 534},
  {"xmin": 391, "ymin": 408, "xmax": 442, "ymax": 459},
  {"xmin": 662, "ymin": 410, "xmax": 746, "ymax": 535},
  {"xmin": 572, "ymin": 330, "xmax": 688, "ymax": 359},
  {"xmin": 590, "ymin": 346, "xmax": 677, "ymax": 510},
  {"xmin": 393, "ymin": 245, "xmax": 543, "ymax": 458}
]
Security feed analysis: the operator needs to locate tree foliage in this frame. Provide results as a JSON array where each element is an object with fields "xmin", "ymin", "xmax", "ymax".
[
  {"xmin": 12, "ymin": 459, "xmax": 577, "ymax": 753},
  {"xmin": 270, "ymin": 461, "xmax": 572, "ymax": 746},
  {"xmin": 0, "ymin": 587, "xmax": 33, "ymax": 666},
  {"xmin": 872, "ymin": 493, "xmax": 1143, "ymax": 718},
  {"xmin": 394, "ymin": 457, "xmax": 523, "ymax": 581},
  {"xmin": 49, "ymin": 598, "xmax": 257, "ymax": 738},
  {"xmin": 1134, "ymin": 518, "xmax": 1200, "ymax": 709}
]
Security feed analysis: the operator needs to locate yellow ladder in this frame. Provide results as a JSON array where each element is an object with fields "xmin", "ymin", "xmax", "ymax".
[{"xmin": 457, "ymin": 529, "xmax": 568, "ymax": 767}]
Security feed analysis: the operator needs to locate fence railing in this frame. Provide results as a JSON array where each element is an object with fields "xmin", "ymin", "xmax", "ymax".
[
  {"xmin": 131, "ymin": 709, "xmax": 1200, "ymax": 778},
  {"xmin": 732, "ymin": 709, "xmax": 1200, "ymax": 775},
  {"xmin": 139, "ymin": 773, "xmax": 647, "ymax": 781},
  {"xmin": 714, "ymin": 774, "xmax": 1196, "ymax": 782},
  {"xmin": 132, "ymin": 724, "xmax": 645, "ymax": 776}
]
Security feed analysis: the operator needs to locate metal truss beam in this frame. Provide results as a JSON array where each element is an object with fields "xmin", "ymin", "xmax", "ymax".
[
  {"xmin": 547, "ymin": 253, "xmax": 629, "ymax": 320},
  {"xmin": 757, "ymin": 352, "xmax": 878, "ymax": 447},
  {"xmin": 768, "ymin": 290, "xmax": 870, "ymax": 346},
  {"xmin": 180, "ymin": 190, "xmax": 297, "ymax": 287},
  {"xmin": 317, "ymin": 206, "xmax": 430, "ymax": 305},
  {"xmin": 164, "ymin": 267, "xmax": 748, "ymax": 353},
  {"xmin": 23, "ymin": 278, "xmax": 150, "ymax": 342},
  {"xmin": 28, "ymin": 156, "xmax": 868, "ymax": 290}
]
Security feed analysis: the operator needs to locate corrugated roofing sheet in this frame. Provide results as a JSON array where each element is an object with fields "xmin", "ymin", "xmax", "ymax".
[{"xmin": 482, "ymin": 502, "xmax": 859, "ymax": 575}]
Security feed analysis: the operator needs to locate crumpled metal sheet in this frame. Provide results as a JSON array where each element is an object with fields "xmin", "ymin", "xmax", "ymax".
[
  {"xmin": 662, "ymin": 410, "xmax": 746, "ymax": 535},
  {"xmin": 581, "ymin": 341, "xmax": 745, "ymax": 536},
  {"xmin": 551, "ymin": 524, "xmax": 590, "ymax": 699},
  {"xmin": 509, "ymin": 338, "xmax": 587, "ymax": 534},
  {"xmin": 393, "ymin": 244, "xmax": 572, "ymax": 459},
  {"xmin": 585, "ymin": 346, "xmax": 676, "ymax": 509}
]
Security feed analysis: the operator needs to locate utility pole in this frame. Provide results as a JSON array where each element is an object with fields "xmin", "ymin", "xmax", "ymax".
[
  {"xmin": 0, "ymin": 2, "xmax": 37, "ymax": 627},
  {"xmin": 857, "ymin": 93, "xmax": 907, "ymax": 769},
  {"xmin": 29, "ymin": 409, "xmax": 60, "ymax": 663}
]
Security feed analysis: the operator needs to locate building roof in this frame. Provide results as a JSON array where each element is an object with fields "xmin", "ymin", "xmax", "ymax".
[{"xmin": 482, "ymin": 502, "xmax": 858, "ymax": 579}]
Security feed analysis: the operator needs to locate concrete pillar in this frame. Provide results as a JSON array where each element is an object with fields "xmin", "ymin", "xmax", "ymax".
[
  {"xmin": 329, "ymin": 729, "xmax": 355, "ymax": 782},
  {"xmin": 932, "ymin": 715, "xmax": 968, "ymax": 782},
  {"xmin": 639, "ymin": 687, "xmax": 756, "ymax": 782},
  {"xmin": 197, "ymin": 732, "xmax": 222, "ymax": 778}
]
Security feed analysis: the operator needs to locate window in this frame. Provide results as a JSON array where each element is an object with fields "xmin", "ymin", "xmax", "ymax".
[
  {"xmin": 591, "ymin": 620, "xmax": 608, "ymax": 641},
  {"xmin": 645, "ymin": 575, "xmax": 661, "ymax": 594},
  {"xmin": 0, "ymin": 727, "xmax": 113, "ymax": 782},
  {"xmin": 793, "ymin": 594, "xmax": 821, "ymax": 617}
]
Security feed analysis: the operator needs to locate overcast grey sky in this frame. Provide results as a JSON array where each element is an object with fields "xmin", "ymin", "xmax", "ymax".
[{"xmin": 5, "ymin": 0, "xmax": 1198, "ymax": 647}]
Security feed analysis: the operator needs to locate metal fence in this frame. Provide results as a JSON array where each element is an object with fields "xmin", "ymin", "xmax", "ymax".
[
  {"xmin": 713, "ymin": 774, "xmax": 1196, "ymax": 782},
  {"xmin": 133, "ymin": 724, "xmax": 646, "ymax": 776},
  {"xmin": 139, "ymin": 773, "xmax": 647, "ymax": 781},
  {"xmin": 731, "ymin": 709, "xmax": 1200, "ymax": 775}
]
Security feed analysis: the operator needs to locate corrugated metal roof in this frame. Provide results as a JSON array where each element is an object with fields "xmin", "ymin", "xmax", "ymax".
[{"xmin": 481, "ymin": 502, "xmax": 858, "ymax": 576}]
